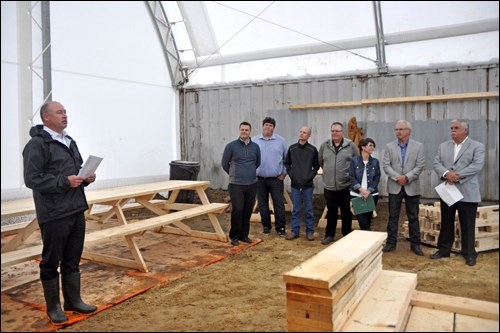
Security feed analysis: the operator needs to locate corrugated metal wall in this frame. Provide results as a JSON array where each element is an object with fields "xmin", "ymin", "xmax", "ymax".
[{"xmin": 181, "ymin": 64, "xmax": 499, "ymax": 201}]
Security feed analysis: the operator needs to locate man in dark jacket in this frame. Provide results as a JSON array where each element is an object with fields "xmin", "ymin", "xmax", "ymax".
[
  {"xmin": 284, "ymin": 126, "xmax": 320, "ymax": 241},
  {"xmin": 221, "ymin": 121, "xmax": 261, "ymax": 246},
  {"xmin": 23, "ymin": 101, "xmax": 97, "ymax": 324}
]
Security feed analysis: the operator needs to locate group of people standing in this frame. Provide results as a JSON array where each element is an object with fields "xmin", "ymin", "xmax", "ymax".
[
  {"xmin": 222, "ymin": 117, "xmax": 485, "ymax": 269},
  {"xmin": 20, "ymin": 101, "xmax": 485, "ymax": 326},
  {"xmin": 21, "ymin": 101, "xmax": 486, "ymax": 325}
]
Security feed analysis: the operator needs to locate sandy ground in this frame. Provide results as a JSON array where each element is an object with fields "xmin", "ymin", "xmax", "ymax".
[{"xmin": 58, "ymin": 189, "xmax": 498, "ymax": 332}]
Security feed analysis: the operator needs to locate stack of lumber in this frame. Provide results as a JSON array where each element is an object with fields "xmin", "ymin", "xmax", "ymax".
[
  {"xmin": 402, "ymin": 204, "xmax": 499, "ymax": 252},
  {"xmin": 283, "ymin": 231, "xmax": 416, "ymax": 331},
  {"xmin": 283, "ymin": 230, "xmax": 499, "ymax": 332}
]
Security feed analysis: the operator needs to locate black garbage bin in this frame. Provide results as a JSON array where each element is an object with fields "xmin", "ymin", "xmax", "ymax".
[{"xmin": 169, "ymin": 160, "xmax": 200, "ymax": 203}]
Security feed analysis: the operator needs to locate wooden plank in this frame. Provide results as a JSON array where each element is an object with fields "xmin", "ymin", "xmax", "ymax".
[
  {"xmin": 283, "ymin": 230, "xmax": 386, "ymax": 289},
  {"xmin": 289, "ymin": 101, "xmax": 361, "ymax": 110},
  {"xmin": 289, "ymin": 91, "xmax": 499, "ymax": 110},
  {"xmin": 330, "ymin": 249, "xmax": 382, "ymax": 305},
  {"xmin": 87, "ymin": 199, "xmax": 166, "ymax": 216},
  {"xmin": 287, "ymin": 315, "xmax": 333, "ymax": 331},
  {"xmin": 340, "ymin": 270, "xmax": 418, "ymax": 332},
  {"xmin": 332, "ymin": 252, "xmax": 382, "ymax": 329},
  {"xmin": 405, "ymin": 307, "xmax": 454, "ymax": 332},
  {"xmin": 85, "ymin": 180, "xmax": 210, "ymax": 204},
  {"xmin": 1, "ymin": 219, "xmax": 40, "ymax": 252},
  {"xmin": 362, "ymin": 91, "xmax": 499, "ymax": 105},
  {"xmin": 1, "ymin": 197, "xmax": 36, "ymax": 218},
  {"xmin": 410, "ymin": 290, "xmax": 499, "ymax": 321},
  {"xmin": 287, "ymin": 304, "xmax": 332, "ymax": 323},
  {"xmin": 286, "ymin": 298, "xmax": 332, "ymax": 314},
  {"xmin": 83, "ymin": 203, "xmax": 228, "ymax": 243},
  {"xmin": 1, "ymin": 180, "xmax": 211, "ymax": 219},
  {"xmin": 1, "ymin": 221, "xmax": 32, "ymax": 236},
  {"xmin": 81, "ymin": 251, "xmax": 140, "ymax": 270},
  {"xmin": 1, "ymin": 244, "xmax": 43, "ymax": 268},
  {"xmin": 455, "ymin": 313, "xmax": 499, "ymax": 332},
  {"xmin": 333, "ymin": 263, "xmax": 382, "ymax": 330},
  {"xmin": 287, "ymin": 283, "xmax": 333, "ymax": 298},
  {"xmin": 286, "ymin": 291, "xmax": 333, "ymax": 307}
]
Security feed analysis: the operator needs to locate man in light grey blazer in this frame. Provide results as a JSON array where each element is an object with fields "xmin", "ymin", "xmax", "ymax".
[
  {"xmin": 382, "ymin": 120, "xmax": 425, "ymax": 256},
  {"xmin": 431, "ymin": 119, "xmax": 485, "ymax": 266}
]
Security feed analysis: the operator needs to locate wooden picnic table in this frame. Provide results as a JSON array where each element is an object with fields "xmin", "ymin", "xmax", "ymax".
[{"xmin": 1, "ymin": 180, "xmax": 228, "ymax": 272}]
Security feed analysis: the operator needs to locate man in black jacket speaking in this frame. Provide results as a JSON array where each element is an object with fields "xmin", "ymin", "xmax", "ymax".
[{"xmin": 23, "ymin": 101, "xmax": 97, "ymax": 324}]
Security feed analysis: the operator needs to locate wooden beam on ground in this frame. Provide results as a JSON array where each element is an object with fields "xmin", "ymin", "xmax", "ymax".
[
  {"xmin": 340, "ymin": 270, "xmax": 417, "ymax": 332},
  {"xmin": 410, "ymin": 290, "xmax": 499, "ymax": 321}
]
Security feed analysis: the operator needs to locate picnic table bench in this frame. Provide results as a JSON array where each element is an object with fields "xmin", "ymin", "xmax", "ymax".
[{"xmin": 1, "ymin": 180, "xmax": 229, "ymax": 272}]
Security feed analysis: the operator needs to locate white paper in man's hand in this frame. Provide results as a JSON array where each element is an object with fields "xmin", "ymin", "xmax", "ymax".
[
  {"xmin": 78, "ymin": 155, "xmax": 103, "ymax": 178},
  {"xmin": 435, "ymin": 182, "xmax": 463, "ymax": 207}
]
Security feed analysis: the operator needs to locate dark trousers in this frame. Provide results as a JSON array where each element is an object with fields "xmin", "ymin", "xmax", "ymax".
[
  {"xmin": 353, "ymin": 195, "xmax": 379, "ymax": 231},
  {"xmin": 386, "ymin": 188, "xmax": 420, "ymax": 246},
  {"xmin": 39, "ymin": 212, "xmax": 86, "ymax": 281},
  {"xmin": 438, "ymin": 200, "xmax": 478, "ymax": 258},
  {"xmin": 324, "ymin": 187, "xmax": 352, "ymax": 238},
  {"xmin": 256, "ymin": 177, "xmax": 286, "ymax": 231},
  {"xmin": 229, "ymin": 183, "xmax": 257, "ymax": 240}
]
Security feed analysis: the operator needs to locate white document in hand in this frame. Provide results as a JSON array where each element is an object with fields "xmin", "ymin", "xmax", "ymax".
[
  {"xmin": 78, "ymin": 155, "xmax": 103, "ymax": 178},
  {"xmin": 435, "ymin": 182, "xmax": 463, "ymax": 207}
]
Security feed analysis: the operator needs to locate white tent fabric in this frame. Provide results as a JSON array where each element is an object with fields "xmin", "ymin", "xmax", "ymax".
[{"xmin": 164, "ymin": 1, "xmax": 499, "ymax": 85}]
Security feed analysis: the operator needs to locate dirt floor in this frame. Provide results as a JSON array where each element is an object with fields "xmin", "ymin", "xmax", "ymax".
[{"xmin": 59, "ymin": 189, "xmax": 499, "ymax": 332}]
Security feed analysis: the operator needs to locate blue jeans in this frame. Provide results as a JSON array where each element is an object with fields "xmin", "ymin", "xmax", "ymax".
[
  {"xmin": 290, "ymin": 186, "xmax": 314, "ymax": 235},
  {"xmin": 228, "ymin": 183, "xmax": 257, "ymax": 240}
]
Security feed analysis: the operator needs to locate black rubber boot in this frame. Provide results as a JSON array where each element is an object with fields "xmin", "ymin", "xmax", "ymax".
[
  {"xmin": 61, "ymin": 272, "xmax": 97, "ymax": 314},
  {"xmin": 41, "ymin": 277, "xmax": 68, "ymax": 324}
]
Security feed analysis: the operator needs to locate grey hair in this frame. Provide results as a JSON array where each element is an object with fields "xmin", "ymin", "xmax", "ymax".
[
  {"xmin": 396, "ymin": 119, "xmax": 412, "ymax": 130},
  {"xmin": 39, "ymin": 102, "xmax": 51, "ymax": 121},
  {"xmin": 452, "ymin": 119, "xmax": 469, "ymax": 133}
]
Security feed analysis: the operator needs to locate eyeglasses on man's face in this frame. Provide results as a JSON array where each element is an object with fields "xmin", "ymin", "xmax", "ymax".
[
  {"xmin": 331, "ymin": 130, "xmax": 343, "ymax": 133},
  {"xmin": 394, "ymin": 128, "xmax": 408, "ymax": 131},
  {"xmin": 366, "ymin": 143, "xmax": 375, "ymax": 148}
]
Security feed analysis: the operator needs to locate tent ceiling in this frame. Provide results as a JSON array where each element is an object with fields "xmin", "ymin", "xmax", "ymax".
[{"xmin": 158, "ymin": 1, "xmax": 499, "ymax": 85}]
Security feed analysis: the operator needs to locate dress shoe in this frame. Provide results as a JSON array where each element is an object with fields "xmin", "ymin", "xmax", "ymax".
[
  {"xmin": 321, "ymin": 236, "xmax": 334, "ymax": 245},
  {"xmin": 285, "ymin": 233, "xmax": 299, "ymax": 240},
  {"xmin": 230, "ymin": 238, "xmax": 239, "ymax": 246},
  {"xmin": 430, "ymin": 251, "xmax": 450, "ymax": 259},
  {"xmin": 239, "ymin": 237, "xmax": 252, "ymax": 243},
  {"xmin": 411, "ymin": 246, "xmax": 424, "ymax": 256},
  {"xmin": 382, "ymin": 244, "xmax": 396, "ymax": 252},
  {"xmin": 277, "ymin": 229, "xmax": 287, "ymax": 238},
  {"xmin": 465, "ymin": 256, "xmax": 476, "ymax": 266},
  {"xmin": 263, "ymin": 227, "xmax": 272, "ymax": 234}
]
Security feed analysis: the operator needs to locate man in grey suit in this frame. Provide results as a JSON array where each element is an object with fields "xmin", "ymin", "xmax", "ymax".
[
  {"xmin": 431, "ymin": 120, "xmax": 485, "ymax": 266},
  {"xmin": 382, "ymin": 120, "xmax": 425, "ymax": 255}
]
